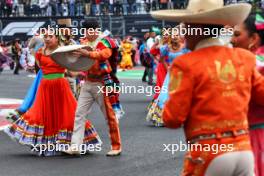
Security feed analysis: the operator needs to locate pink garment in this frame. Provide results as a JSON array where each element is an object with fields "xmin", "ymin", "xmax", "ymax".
[
  {"xmin": 248, "ymin": 46, "xmax": 264, "ymax": 176},
  {"xmin": 248, "ymin": 46, "xmax": 264, "ymax": 125},
  {"xmin": 153, "ymin": 62, "xmax": 167, "ymax": 100},
  {"xmin": 255, "ymin": 45, "xmax": 264, "ymax": 56},
  {"xmin": 250, "ymin": 129, "xmax": 264, "ymax": 176}
]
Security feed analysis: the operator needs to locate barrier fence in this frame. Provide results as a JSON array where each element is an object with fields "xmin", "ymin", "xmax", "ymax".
[{"xmin": 0, "ymin": 15, "xmax": 174, "ymax": 42}]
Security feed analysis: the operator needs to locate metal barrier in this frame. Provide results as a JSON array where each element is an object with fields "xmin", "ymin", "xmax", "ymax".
[{"xmin": 0, "ymin": 15, "xmax": 174, "ymax": 41}]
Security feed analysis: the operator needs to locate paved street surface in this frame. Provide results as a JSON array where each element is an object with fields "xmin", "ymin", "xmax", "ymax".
[{"xmin": 0, "ymin": 68, "xmax": 185, "ymax": 176}]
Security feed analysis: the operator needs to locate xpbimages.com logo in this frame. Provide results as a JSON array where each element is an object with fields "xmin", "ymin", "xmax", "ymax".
[
  {"xmin": 97, "ymin": 83, "xmax": 169, "ymax": 97},
  {"xmin": 37, "ymin": 25, "xmax": 102, "ymax": 37},
  {"xmin": 162, "ymin": 25, "xmax": 234, "ymax": 38},
  {"xmin": 163, "ymin": 141, "xmax": 234, "ymax": 155},
  {"xmin": 31, "ymin": 143, "xmax": 102, "ymax": 155}
]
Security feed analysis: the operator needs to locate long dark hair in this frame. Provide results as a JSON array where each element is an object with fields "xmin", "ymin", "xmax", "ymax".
[{"xmin": 244, "ymin": 12, "xmax": 264, "ymax": 45}]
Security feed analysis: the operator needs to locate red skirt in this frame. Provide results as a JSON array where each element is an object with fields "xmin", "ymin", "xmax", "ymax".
[
  {"xmin": 5, "ymin": 77, "xmax": 101, "ymax": 156},
  {"xmin": 153, "ymin": 63, "xmax": 167, "ymax": 100},
  {"xmin": 250, "ymin": 128, "xmax": 264, "ymax": 176}
]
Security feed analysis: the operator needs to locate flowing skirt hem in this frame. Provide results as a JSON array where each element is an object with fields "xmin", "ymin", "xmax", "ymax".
[
  {"xmin": 4, "ymin": 115, "xmax": 102, "ymax": 156},
  {"xmin": 146, "ymin": 101, "xmax": 164, "ymax": 127}
]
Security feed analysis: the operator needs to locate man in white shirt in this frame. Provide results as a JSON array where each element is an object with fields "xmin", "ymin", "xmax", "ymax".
[
  {"xmin": 146, "ymin": 34, "xmax": 155, "ymax": 52},
  {"xmin": 145, "ymin": 27, "xmax": 160, "ymax": 85}
]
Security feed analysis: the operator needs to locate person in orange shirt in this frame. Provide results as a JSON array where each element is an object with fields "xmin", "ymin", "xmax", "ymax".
[
  {"xmin": 151, "ymin": 0, "xmax": 264, "ymax": 175},
  {"xmin": 64, "ymin": 19, "xmax": 122, "ymax": 157}
]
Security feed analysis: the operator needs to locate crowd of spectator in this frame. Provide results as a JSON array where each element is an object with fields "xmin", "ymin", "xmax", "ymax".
[
  {"xmin": 0, "ymin": 41, "xmax": 17, "ymax": 74},
  {"xmin": 0, "ymin": 0, "xmax": 263, "ymax": 17}
]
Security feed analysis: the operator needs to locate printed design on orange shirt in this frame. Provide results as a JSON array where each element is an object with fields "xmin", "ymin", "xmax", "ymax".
[
  {"xmin": 207, "ymin": 59, "xmax": 245, "ymax": 97},
  {"xmin": 169, "ymin": 69, "xmax": 183, "ymax": 93},
  {"xmin": 215, "ymin": 60, "xmax": 236, "ymax": 84}
]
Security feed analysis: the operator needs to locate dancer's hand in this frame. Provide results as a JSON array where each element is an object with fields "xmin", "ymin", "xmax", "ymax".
[
  {"xmin": 71, "ymin": 48, "xmax": 90, "ymax": 58},
  {"xmin": 83, "ymin": 46, "xmax": 93, "ymax": 51},
  {"xmin": 77, "ymin": 72, "xmax": 86, "ymax": 80}
]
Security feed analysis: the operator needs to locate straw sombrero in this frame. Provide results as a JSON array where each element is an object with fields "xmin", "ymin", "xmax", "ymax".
[
  {"xmin": 50, "ymin": 45, "xmax": 95, "ymax": 71},
  {"xmin": 151, "ymin": 0, "xmax": 252, "ymax": 26}
]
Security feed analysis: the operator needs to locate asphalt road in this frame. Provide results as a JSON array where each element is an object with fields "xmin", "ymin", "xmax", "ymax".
[{"xmin": 0, "ymin": 69, "xmax": 185, "ymax": 176}]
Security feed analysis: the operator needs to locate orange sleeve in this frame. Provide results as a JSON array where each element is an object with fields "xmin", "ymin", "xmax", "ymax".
[
  {"xmin": 251, "ymin": 68, "xmax": 264, "ymax": 106},
  {"xmin": 162, "ymin": 60, "xmax": 193, "ymax": 128},
  {"xmin": 89, "ymin": 48, "xmax": 112, "ymax": 61}
]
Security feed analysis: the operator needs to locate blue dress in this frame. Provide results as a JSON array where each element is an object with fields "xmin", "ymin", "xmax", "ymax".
[{"xmin": 146, "ymin": 47, "xmax": 189, "ymax": 127}]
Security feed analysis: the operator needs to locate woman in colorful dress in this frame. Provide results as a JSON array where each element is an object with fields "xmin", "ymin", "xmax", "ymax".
[
  {"xmin": 150, "ymin": 31, "xmax": 170, "ymax": 100},
  {"xmin": 146, "ymin": 33, "xmax": 189, "ymax": 127},
  {"xmin": 231, "ymin": 12, "xmax": 264, "ymax": 176},
  {"xmin": 4, "ymin": 30, "xmax": 101, "ymax": 156},
  {"xmin": 120, "ymin": 38, "xmax": 133, "ymax": 70},
  {"xmin": 12, "ymin": 23, "xmax": 77, "ymax": 116}
]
